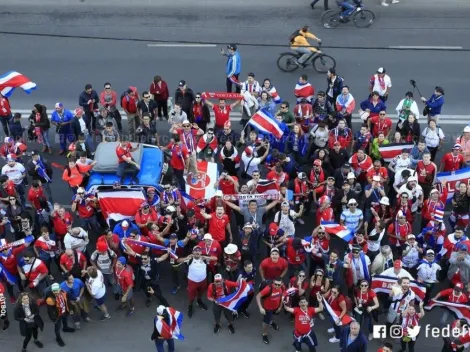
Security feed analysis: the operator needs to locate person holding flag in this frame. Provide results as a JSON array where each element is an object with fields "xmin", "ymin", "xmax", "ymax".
[
  {"xmin": 26, "ymin": 150, "xmax": 53, "ymax": 204},
  {"xmin": 284, "ymin": 293, "xmax": 324, "ymax": 352},
  {"xmin": 207, "ymin": 273, "xmax": 237, "ymax": 334},
  {"xmin": 151, "ymin": 304, "xmax": 184, "ymax": 352}
]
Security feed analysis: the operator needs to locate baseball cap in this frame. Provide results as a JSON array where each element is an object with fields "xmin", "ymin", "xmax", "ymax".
[
  {"xmin": 244, "ymin": 146, "xmax": 254, "ymax": 156},
  {"xmin": 248, "ymin": 72, "xmax": 255, "ymax": 77},
  {"xmin": 430, "ymin": 188, "xmax": 439, "ymax": 195},
  {"xmin": 85, "ymin": 84, "xmax": 92, "ymax": 90},
  {"xmin": 268, "ymin": 223, "xmax": 279, "ymax": 235},
  {"xmin": 55, "ymin": 102, "xmax": 63, "ymax": 109},
  {"xmin": 214, "ymin": 274, "xmax": 223, "ymax": 281},
  {"xmin": 96, "ymin": 241, "xmax": 108, "ymax": 252},
  {"xmin": 182, "ymin": 120, "xmax": 190, "ymax": 125},
  {"xmin": 203, "ymin": 233, "xmax": 213, "ymax": 240},
  {"xmin": 455, "ymin": 282, "xmax": 464, "ymax": 290},
  {"xmin": 227, "ymin": 44, "xmax": 237, "ymax": 50},
  {"xmin": 129, "ymin": 86, "xmax": 137, "ymax": 93},
  {"xmin": 313, "ymin": 159, "xmax": 322, "ymax": 166},
  {"xmin": 51, "ymin": 283, "xmax": 61, "ymax": 292},
  {"xmin": 348, "ymin": 199, "xmax": 357, "ymax": 205},
  {"xmin": 297, "ymin": 172, "xmax": 307, "ymax": 180},
  {"xmin": 121, "ymin": 220, "xmax": 129, "ymax": 228},
  {"xmin": 453, "ymin": 144, "xmax": 462, "ymax": 150},
  {"xmin": 215, "ymin": 190, "xmax": 223, "ymax": 197},
  {"xmin": 347, "ymin": 172, "xmax": 356, "ymax": 179},
  {"xmin": 178, "ymin": 80, "xmax": 186, "ymax": 87},
  {"xmin": 118, "ymin": 257, "xmax": 127, "ymax": 265},
  {"xmin": 407, "ymin": 176, "xmax": 418, "ymax": 182},
  {"xmin": 377, "ymin": 67, "xmax": 386, "ymax": 74},
  {"xmin": 380, "ymin": 197, "xmax": 390, "ymax": 206},
  {"xmin": 407, "ymin": 234, "xmax": 415, "ymax": 240},
  {"xmin": 169, "ymin": 233, "xmax": 178, "ymax": 239},
  {"xmin": 243, "ymin": 222, "xmax": 253, "ymax": 229},
  {"xmin": 426, "ymin": 249, "xmax": 435, "ymax": 255},
  {"xmin": 166, "ymin": 205, "xmax": 176, "ymax": 213}
]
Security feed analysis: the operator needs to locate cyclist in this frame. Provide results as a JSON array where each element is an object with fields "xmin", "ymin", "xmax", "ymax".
[
  {"xmin": 290, "ymin": 26, "xmax": 321, "ymax": 67},
  {"xmin": 336, "ymin": 0, "xmax": 363, "ymax": 20}
]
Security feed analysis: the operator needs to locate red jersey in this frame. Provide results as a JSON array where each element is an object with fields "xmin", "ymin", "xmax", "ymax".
[
  {"xmin": 219, "ymin": 177, "xmax": 238, "ymax": 195},
  {"xmin": 22, "ymin": 259, "xmax": 48, "ymax": 283},
  {"xmin": 316, "ymin": 207, "xmax": 334, "ymax": 227},
  {"xmin": 0, "ymin": 96, "xmax": 11, "ymax": 117},
  {"xmin": 52, "ymin": 212, "xmax": 73, "ymax": 238},
  {"xmin": 438, "ymin": 288, "xmax": 468, "ymax": 304},
  {"xmin": 260, "ymin": 257, "xmax": 288, "ymax": 280},
  {"xmin": 121, "ymin": 95, "xmax": 138, "ymax": 113},
  {"xmin": 72, "ymin": 195, "xmax": 96, "ymax": 219},
  {"xmin": 116, "ymin": 144, "xmax": 132, "ymax": 164},
  {"xmin": 370, "ymin": 116, "xmax": 392, "ymax": 137},
  {"xmin": 60, "ymin": 251, "xmax": 86, "ymax": 272},
  {"xmin": 198, "ymin": 240, "xmax": 221, "ymax": 267},
  {"xmin": 98, "ymin": 234, "xmax": 121, "ymax": 255},
  {"xmin": 309, "ymin": 169, "xmax": 326, "ymax": 195},
  {"xmin": 416, "ymin": 161, "xmax": 436, "ymax": 185},
  {"xmin": 349, "ymin": 154, "xmax": 373, "ymax": 181},
  {"xmin": 266, "ymin": 170, "xmax": 289, "ymax": 186},
  {"xmin": 286, "ymin": 238, "xmax": 307, "ymax": 265},
  {"xmin": 328, "ymin": 129, "xmax": 352, "ymax": 149},
  {"xmin": 441, "ymin": 152, "xmax": 464, "ymax": 172},
  {"xmin": 124, "ymin": 235, "xmax": 150, "ymax": 264},
  {"xmin": 354, "ymin": 288, "xmax": 377, "ymax": 306},
  {"xmin": 367, "ymin": 166, "xmax": 388, "ymax": 183},
  {"xmin": 0, "ymin": 245, "xmax": 25, "ymax": 274},
  {"xmin": 27, "ymin": 187, "xmax": 45, "ymax": 210},
  {"xmin": 135, "ymin": 209, "xmax": 158, "ymax": 236},
  {"xmin": 207, "ymin": 280, "xmax": 238, "ymax": 300},
  {"xmin": 293, "ymin": 307, "xmax": 315, "ymax": 336},
  {"xmin": 212, "ymin": 105, "xmax": 232, "ymax": 128},
  {"xmin": 310, "ymin": 236, "xmax": 330, "ymax": 261},
  {"xmin": 115, "ymin": 265, "xmax": 134, "ymax": 292},
  {"xmin": 325, "ymin": 292, "xmax": 345, "ymax": 312},
  {"xmin": 167, "ymin": 142, "xmax": 189, "ymax": 171},
  {"xmin": 387, "ymin": 222, "xmax": 412, "ymax": 246},
  {"xmin": 294, "ymin": 179, "xmax": 309, "ymax": 202},
  {"xmin": 260, "ymin": 283, "xmax": 285, "ymax": 311},
  {"xmin": 208, "ymin": 213, "xmax": 230, "ymax": 242},
  {"xmin": 2, "ymin": 180, "xmax": 16, "ymax": 197}
]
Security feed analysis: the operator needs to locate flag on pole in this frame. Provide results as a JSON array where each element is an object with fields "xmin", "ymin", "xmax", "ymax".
[
  {"xmin": 425, "ymin": 299, "xmax": 470, "ymax": 324},
  {"xmin": 216, "ymin": 280, "xmax": 251, "ymax": 312},
  {"xmin": 97, "ymin": 189, "xmax": 146, "ymax": 222},
  {"xmin": 248, "ymin": 109, "xmax": 284, "ymax": 140},
  {"xmin": 322, "ymin": 297, "xmax": 354, "ymax": 326},
  {"xmin": 155, "ymin": 307, "xmax": 184, "ymax": 340},
  {"xmin": 0, "ymin": 71, "xmax": 37, "ymax": 97},
  {"xmin": 320, "ymin": 221, "xmax": 353, "ymax": 242},
  {"xmin": 268, "ymin": 86, "xmax": 282, "ymax": 104},
  {"xmin": 255, "ymin": 179, "xmax": 279, "ymax": 196}
]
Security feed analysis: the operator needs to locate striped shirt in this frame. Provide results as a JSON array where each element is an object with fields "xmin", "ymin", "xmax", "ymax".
[{"xmin": 340, "ymin": 209, "xmax": 363, "ymax": 231}]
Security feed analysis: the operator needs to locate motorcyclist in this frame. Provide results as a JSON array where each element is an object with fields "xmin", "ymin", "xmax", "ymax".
[{"xmin": 290, "ymin": 26, "xmax": 322, "ymax": 67}]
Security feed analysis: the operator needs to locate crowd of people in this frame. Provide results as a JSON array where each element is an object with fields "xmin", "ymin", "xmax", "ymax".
[{"xmin": 1, "ymin": 48, "xmax": 470, "ymax": 352}]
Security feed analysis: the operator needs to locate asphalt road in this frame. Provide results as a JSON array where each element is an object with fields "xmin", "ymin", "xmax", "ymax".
[{"xmin": 1, "ymin": 0, "xmax": 470, "ymax": 351}]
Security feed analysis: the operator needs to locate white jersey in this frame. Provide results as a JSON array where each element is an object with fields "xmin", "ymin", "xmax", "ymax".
[
  {"xmin": 398, "ymin": 184, "xmax": 423, "ymax": 212},
  {"xmin": 401, "ymin": 245, "xmax": 420, "ymax": 268},
  {"xmin": 417, "ymin": 261, "xmax": 441, "ymax": 283},
  {"xmin": 187, "ymin": 258, "xmax": 207, "ymax": 283},
  {"xmin": 390, "ymin": 289, "xmax": 415, "ymax": 314}
]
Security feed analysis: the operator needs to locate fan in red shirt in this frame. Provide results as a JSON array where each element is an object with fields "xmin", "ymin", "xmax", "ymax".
[
  {"xmin": 51, "ymin": 206, "xmax": 73, "ymax": 241},
  {"xmin": 387, "ymin": 210, "xmax": 412, "ymax": 258},
  {"xmin": 0, "ymin": 239, "xmax": 28, "ymax": 302},
  {"xmin": 121, "ymin": 87, "xmax": 138, "ymax": 114},
  {"xmin": 316, "ymin": 195, "xmax": 334, "ymax": 226},
  {"xmin": 266, "ymin": 165, "xmax": 289, "ymax": 187},
  {"xmin": 440, "ymin": 144, "xmax": 465, "ymax": 172},
  {"xmin": 294, "ymin": 98, "xmax": 313, "ymax": 133},
  {"xmin": 59, "ymin": 249, "xmax": 87, "ymax": 274},
  {"xmin": 433, "ymin": 283, "xmax": 468, "ymax": 304},
  {"xmin": 115, "ymin": 257, "xmax": 135, "ymax": 315},
  {"xmin": 121, "ymin": 230, "xmax": 150, "ymax": 266},
  {"xmin": 255, "ymin": 277, "xmax": 285, "ymax": 344},
  {"xmin": 206, "ymin": 274, "xmax": 238, "ymax": 333},
  {"xmin": 217, "ymin": 172, "xmax": 239, "ymax": 196},
  {"xmin": 71, "ymin": 187, "xmax": 97, "ymax": 219},
  {"xmin": 204, "ymin": 98, "xmax": 241, "ymax": 130},
  {"xmin": 0, "ymin": 175, "xmax": 17, "ymax": 204},
  {"xmin": 284, "ymin": 294, "xmax": 324, "ymax": 351},
  {"xmin": 416, "ymin": 152, "xmax": 437, "ymax": 196},
  {"xmin": 200, "ymin": 206, "xmax": 232, "ymax": 245},
  {"xmin": 308, "ymin": 226, "xmax": 330, "ymax": 273},
  {"xmin": 309, "ymin": 159, "xmax": 327, "ymax": 195},
  {"xmin": 98, "ymin": 228, "xmax": 121, "ymax": 256},
  {"xmin": 115, "ymin": 142, "xmax": 140, "ymax": 184},
  {"xmin": 368, "ymin": 111, "xmax": 392, "ymax": 138},
  {"xmin": 421, "ymin": 185, "xmax": 447, "ymax": 225},
  {"xmin": 353, "ymin": 280, "xmax": 379, "ymax": 338},
  {"xmin": 287, "ymin": 271, "xmax": 309, "ymax": 308},
  {"xmin": 367, "ymin": 160, "xmax": 389, "ymax": 185},
  {"xmin": 349, "ymin": 149, "xmax": 373, "ymax": 183},
  {"xmin": 294, "ymin": 172, "xmax": 309, "ymax": 205},
  {"xmin": 348, "ymin": 232, "xmax": 369, "ymax": 254},
  {"xmin": 27, "ymin": 180, "xmax": 46, "ymax": 211},
  {"xmin": 198, "ymin": 233, "xmax": 222, "ymax": 276},
  {"xmin": 324, "ymin": 286, "xmax": 348, "ymax": 341},
  {"xmin": 284, "ymin": 238, "xmax": 307, "ymax": 270},
  {"xmin": 167, "ymin": 137, "xmax": 190, "ymax": 188},
  {"xmin": 259, "ymin": 248, "xmax": 288, "ymax": 281},
  {"xmin": 19, "ymin": 252, "xmax": 49, "ymax": 289},
  {"xmin": 134, "ymin": 203, "xmax": 158, "ymax": 236}
]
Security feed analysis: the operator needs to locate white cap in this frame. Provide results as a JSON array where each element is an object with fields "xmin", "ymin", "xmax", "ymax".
[
  {"xmin": 464, "ymin": 126, "xmax": 470, "ymax": 133},
  {"xmin": 122, "ymin": 220, "xmax": 129, "ymax": 228},
  {"xmin": 224, "ymin": 243, "xmax": 238, "ymax": 255},
  {"xmin": 182, "ymin": 120, "xmax": 190, "ymax": 125},
  {"xmin": 203, "ymin": 233, "xmax": 213, "ymax": 240},
  {"xmin": 377, "ymin": 67, "xmax": 385, "ymax": 74},
  {"xmin": 347, "ymin": 172, "xmax": 356, "ymax": 179},
  {"xmin": 372, "ymin": 175, "xmax": 381, "ymax": 182},
  {"xmin": 156, "ymin": 305, "xmax": 165, "ymax": 315},
  {"xmin": 166, "ymin": 205, "xmax": 176, "ymax": 213},
  {"xmin": 407, "ymin": 234, "xmax": 416, "ymax": 240},
  {"xmin": 77, "ymin": 187, "xmax": 85, "ymax": 193},
  {"xmin": 430, "ymin": 188, "xmax": 439, "ymax": 194},
  {"xmin": 380, "ymin": 197, "xmax": 390, "ymax": 206},
  {"xmin": 215, "ymin": 190, "xmax": 223, "ymax": 197},
  {"xmin": 348, "ymin": 199, "xmax": 358, "ymax": 205},
  {"xmin": 397, "ymin": 210, "xmax": 405, "ymax": 218},
  {"xmin": 426, "ymin": 249, "xmax": 435, "ymax": 255},
  {"xmin": 408, "ymin": 176, "xmax": 417, "ymax": 182}
]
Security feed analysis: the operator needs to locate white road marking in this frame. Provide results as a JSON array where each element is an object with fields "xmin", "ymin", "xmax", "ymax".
[
  {"xmin": 147, "ymin": 43, "xmax": 217, "ymax": 48},
  {"xmin": 389, "ymin": 46, "xmax": 463, "ymax": 50}
]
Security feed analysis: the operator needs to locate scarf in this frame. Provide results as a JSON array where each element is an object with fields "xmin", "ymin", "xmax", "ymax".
[
  {"xmin": 377, "ymin": 74, "xmax": 386, "ymax": 90},
  {"xmin": 337, "ymin": 93, "xmax": 350, "ymax": 107},
  {"xmin": 418, "ymin": 258, "xmax": 437, "ymax": 268},
  {"xmin": 34, "ymin": 157, "xmax": 51, "ymax": 183},
  {"xmin": 163, "ymin": 190, "xmax": 178, "ymax": 204},
  {"xmin": 193, "ymin": 103, "xmax": 203, "ymax": 122}
]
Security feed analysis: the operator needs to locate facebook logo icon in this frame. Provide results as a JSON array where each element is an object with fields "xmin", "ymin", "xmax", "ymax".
[{"xmin": 373, "ymin": 325, "xmax": 387, "ymax": 339}]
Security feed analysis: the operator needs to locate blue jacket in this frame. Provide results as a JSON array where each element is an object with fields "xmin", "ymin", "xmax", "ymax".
[
  {"xmin": 286, "ymin": 132, "xmax": 309, "ymax": 156},
  {"xmin": 360, "ymin": 98, "xmax": 386, "ymax": 114},
  {"xmin": 51, "ymin": 109, "xmax": 74, "ymax": 133},
  {"xmin": 409, "ymin": 144, "xmax": 430, "ymax": 167},
  {"xmin": 113, "ymin": 221, "xmax": 140, "ymax": 239},
  {"xmin": 226, "ymin": 52, "xmax": 241, "ymax": 76},
  {"xmin": 426, "ymin": 94, "xmax": 444, "ymax": 115},
  {"xmin": 340, "ymin": 326, "xmax": 368, "ymax": 352}
]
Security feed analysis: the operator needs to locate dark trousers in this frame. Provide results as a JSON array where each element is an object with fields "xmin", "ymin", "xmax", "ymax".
[
  {"xmin": 293, "ymin": 330, "xmax": 317, "ymax": 352},
  {"xmin": 111, "ymin": 110, "xmax": 123, "ymax": 132},
  {"xmin": 142, "ymin": 280, "xmax": 170, "ymax": 306},
  {"xmin": 117, "ymin": 162, "xmax": 139, "ymax": 183},
  {"xmin": 54, "ymin": 315, "xmax": 70, "ymax": 339},
  {"xmin": 173, "ymin": 169, "xmax": 186, "ymax": 190},
  {"xmin": 428, "ymin": 146, "xmax": 439, "ymax": 162},
  {"xmin": 237, "ymin": 293, "xmax": 254, "ymax": 313},
  {"xmin": 401, "ymin": 339, "xmax": 416, "ymax": 352},
  {"xmin": 156, "ymin": 100, "xmax": 169, "ymax": 119},
  {"xmin": 329, "ymin": 316, "xmax": 341, "ymax": 338},
  {"xmin": 310, "ymin": 0, "xmax": 329, "ymax": 10},
  {"xmin": 226, "ymin": 74, "xmax": 241, "ymax": 93},
  {"xmin": 155, "ymin": 339, "xmax": 175, "ymax": 352},
  {"xmin": 0, "ymin": 115, "xmax": 11, "ymax": 136},
  {"xmin": 23, "ymin": 326, "xmax": 39, "ymax": 349},
  {"xmin": 213, "ymin": 303, "xmax": 233, "ymax": 323}
]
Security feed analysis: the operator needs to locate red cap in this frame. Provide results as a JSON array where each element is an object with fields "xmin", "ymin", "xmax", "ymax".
[
  {"xmin": 97, "ymin": 240, "xmax": 108, "ymax": 252},
  {"xmin": 244, "ymin": 147, "xmax": 253, "ymax": 156},
  {"xmin": 393, "ymin": 260, "xmax": 402, "ymax": 269},
  {"xmin": 268, "ymin": 223, "xmax": 279, "ymax": 235},
  {"xmin": 313, "ymin": 159, "xmax": 322, "ymax": 166},
  {"xmin": 455, "ymin": 282, "xmax": 464, "ymax": 289},
  {"xmin": 129, "ymin": 86, "xmax": 137, "ymax": 93},
  {"xmin": 68, "ymin": 143, "xmax": 76, "ymax": 152}
]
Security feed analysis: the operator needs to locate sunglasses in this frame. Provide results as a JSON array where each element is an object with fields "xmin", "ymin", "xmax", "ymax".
[
  {"xmin": 105, "ymin": 87, "xmax": 111, "ymax": 89},
  {"xmin": 77, "ymin": 193, "xmax": 84, "ymax": 195},
  {"xmin": 144, "ymin": 96, "xmax": 150, "ymax": 99},
  {"xmin": 298, "ymin": 275, "xmax": 305, "ymax": 277},
  {"xmin": 182, "ymin": 124, "xmax": 191, "ymax": 127},
  {"xmin": 195, "ymin": 96, "xmax": 201, "ymax": 99},
  {"xmin": 401, "ymin": 196, "xmax": 409, "ymax": 199},
  {"xmin": 379, "ymin": 113, "xmax": 386, "ymax": 116},
  {"xmin": 360, "ymin": 284, "xmax": 368, "ymax": 287},
  {"xmin": 281, "ymin": 106, "xmax": 287, "ymax": 109},
  {"xmin": 273, "ymin": 283, "xmax": 282, "ymax": 287},
  {"xmin": 318, "ymin": 232, "xmax": 325, "ymax": 234},
  {"xmin": 331, "ymin": 291, "xmax": 338, "ymax": 295},
  {"xmin": 348, "ymin": 204, "xmax": 357, "ymax": 207},
  {"xmin": 9, "ymin": 198, "xmax": 16, "ymax": 201},
  {"xmin": 143, "ymin": 206, "xmax": 150, "ymax": 210},
  {"xmin": 352, "ymin": 251, "xmax": 360, "ymax": 254}
]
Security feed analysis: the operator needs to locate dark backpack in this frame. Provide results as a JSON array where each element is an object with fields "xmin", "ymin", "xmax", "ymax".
[
  {"xmin": 120, "ymin": 90, "xmax": 131, "ymax": 108},
  {"xmin": 289, "ymin": 30, "xmax": 301, "ymax": 44},
  {"xmin": 258, "ymin": 280, "xmax": 273, "ymax": 297}
]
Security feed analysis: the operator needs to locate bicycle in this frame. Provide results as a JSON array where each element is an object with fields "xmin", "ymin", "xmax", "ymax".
[
  {"xmin": 276, "ymin": 43, "xmax": 336, "ymax": 73},
  {"xmin": 321, "ymin": 4, "xmax": 375, "ymax": 29}
]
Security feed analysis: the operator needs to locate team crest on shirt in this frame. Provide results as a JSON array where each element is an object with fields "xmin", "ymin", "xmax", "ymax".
[{"xmin": 186, "ymin": 173, "xmax": 210, "ymax": 191}]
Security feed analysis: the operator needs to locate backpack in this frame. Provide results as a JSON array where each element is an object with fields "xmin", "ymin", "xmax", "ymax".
[
  {"xmin": 258, "ymin": 280, "xmax": 273, "ymax": 297},
  {"xmin": 120, "ymin": 89, "xmax": 131, "ymax": 108},
  {"xmin": 274, "ymin": 211, "xmax": 295, "ymax": 226},
  {"xmin": 212, "ymin": 282, "xmax": 229, "ymax": 298},
  {"xmin": 289, "ymin": 30, "xmax": 301, "ymax": 44}
]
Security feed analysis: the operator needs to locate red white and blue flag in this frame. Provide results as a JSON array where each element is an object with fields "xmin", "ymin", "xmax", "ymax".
[
  {"xmin": 322, "ymin": 297, "xmax": 354, "ymax": 326},
  {"xmin": 294, "ymin": 82, "xmax": 314, "ymax": 102},
  {"xmin": 434, "ymin": 207, "xmax": 445, "ymax": 222},
  {"xmin": 256, "ymin": 179, "xmax": 279, "ymax": 196},
  {"xmin": 371, "ymin": 275, "xmax": 426, "ymax": 301},
  {"xmin": 425, "ymin": 299, "xmax": 470, "ymax": 324},
  {"xmin": 320, "ymin": 221, "xmax": 353, "ymax": 242},
  {"xmin": 249, "ymin": 109, "xmax": 284, "ymax": 140},
  {"xmin": 216, "ymin": 280, "xmax": 251, "ymax": 312},
  {"xmin": 0, "ymin": 71, "xmax": 37, "ymax": 97},
  {"xmin": 155, "ymin": 307, "xmax": 184, "ymax": 340},
  {"xmin": 125, "ymin": 239, "xmax": 178, "ymax": 260},
  {"xmin": 97, "ymin": 189, "xmax": 146, "ymax": 222},
  {"xmin": 268, "ymin": 86, "xmax": 282, "ymax": 104},
  {"xmin": 184, "ymin": 160, "xmax": 218, "ymax": 201},
  {"xmin": 379, "ymin": 143, "xmax": 415, "ymax": 163},
  {"xmin": 437, "ymin": 167, "xmax": 470, "ymax": 201}
]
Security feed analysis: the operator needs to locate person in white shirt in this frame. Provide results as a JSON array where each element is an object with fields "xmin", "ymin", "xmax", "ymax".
[
  {"xmin": 381, "ymin": 260, "xmax": 414, "ymax": 280},
  {"xmin": 401, "ymin": 235, "xmax": 423, "ymax": 277},
  {"xmin": 398, "ymin": 176, "xmax": 423, "ymax": 213},
  {"xmin": 241, "ymin": 143, "xmax": 270, "ymax": 178},
  {"xmin": 274, "ymin": 201, "xmax": 303, "ymax": 238},
  {"xmin": 1, "ymin": 155, "xmax": 26, "ymax": 205},
  {"xmin": 240, "ymin": 73, "xmax": 261, "ymax": 97},
  {"xmin": 396, "ymin": 92, "xmax": 420, "ymax": 121},
  {"xmin": 369, "ymin": 67, "xmax": 392, "ymax": 101},
  {"xmin": 64, "ymin": 227, "xmax": 89, "ymax": 252},
  {"xmin": 86, "ymin": 266, "xmax": 110, "ymax": 321},
  {"xmin": 416, "ymin": 249, "xmax": 441, "ymax": 304},
  {"xmin": 421, "ymin": 119, "xmax": 444, "ymax": 161},
  {"xmin": 310, "ymin": 121, "xmax": 329, "ymax": 149},
  {"xmin": 76, "ymin": 153, "xmax": 94, "ymax": 167},
  {"xmin": 393, "ymin": 168, "xmax": 414, "ymax": 195},
  {"xmin": 388, "ymin": 151, "xmax": 412, "ymax": 178},
  {"xmin": 387, "ymin": 277, "xmax": 416, "ymax": 326}
]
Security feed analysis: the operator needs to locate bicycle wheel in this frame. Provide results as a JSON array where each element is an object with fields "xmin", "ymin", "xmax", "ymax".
[
  {"xmin": 353, "ymin": 9, "xmax": 375, "ymax": 28},
  {"xmin": 312, "ymin": 54, "xmax": 336, "ymax": 73},
  {"xmin": 276, "ymin": 53, "xmax": 300, "ymax": 72},
  {"xmin": 321, "ymin": 10, "xmax": 341, "ymax": 29}
]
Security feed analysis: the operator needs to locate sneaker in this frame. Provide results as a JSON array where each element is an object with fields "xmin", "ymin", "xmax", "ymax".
[
  {"xmin": 270, "ymin": 321, "xmax": 279, "ymax": 331},
  {"xmin": 328, "ymin": 328, "xmax": 335, "ymax": 334},
  {"xmin": 381, "ymin": 1, "xmax": 389, "ymax": 5},
  {"xmin": 294, "ymin": 60, "xmax": 304, "ymax": 67},
  {"xmin": 2, "ymin": 320, "xmax": 9, "ymax": 331},
  {"xmin": 171, "ymin": 286, "xmax": 180, "ymax": 295},
  {"xmin": 318, "ymin": 313, "xmax": 325, "ymax": 320},
  {"xmin": 228, "ymin": 324, "xmax": 235, "ymax": 334},
  {"xmin": 126, "ymin": 309, "xmax": 135, "ymax": 317},
  {"xmin": 329, "ymin": 337, "xmax": 340, "ymax": 343},
  {"xmin": 262, "ymin": 335, "xmax": 269, "ymax": 344},
  {"xmin": 368, "ymin": 333, "xmax": 373, "ymax": 341},
  {"xmin": 214, "ymin": 323, "xmax": 221, "ymax": 334},
  {"xmin": 84, "ymin": 317, "xmax": 91, "ymax": 322},
  {"xmin": 100, "ymin": 314, "xmax": 111, "ymax": 321},
  {"xmin": 188, "ymin": 305, "xmax": 194, "ymax": 318},
  {"xmin": 62, "ymin": 327, "xmax": 75, "ymax": 333},
  {"xmin": 240, "ymin": 311, "xmax": 250, "ymax": 318},
  {"xmin": 33, "ymin": 340, "xmax": 43, "ymax": 348},
  {"xmin": 74, "ymin": 322, "xmax": 80, "ymax": 330},
  {"xmin": 56, "ymin": 338, "xmax": 65, "ymax": 347},
  {"xmin": 310, "ymin": 1, "xmax": 315, "ymax": 9},
  {"xmin": 196, "ymin": 300, "xmax": 208, "ymax": 310}
]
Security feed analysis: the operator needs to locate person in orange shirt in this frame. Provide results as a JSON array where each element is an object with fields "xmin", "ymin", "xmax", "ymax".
[{"xmin": 62, "ymin": 158, "xmax": 96, "ymax": 194}]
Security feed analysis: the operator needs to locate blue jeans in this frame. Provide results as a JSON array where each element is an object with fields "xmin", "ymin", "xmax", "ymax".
[
  {"xmin": 155, "ymin": 339, "xmax": 175, "ymax": 352},
  {"xmin": 340, "ymin": 2, "xmax": 355, "ymax": 16},
  {"xmin": 41, "ymin": 129, "xmax": 51, "ymax": 147}
]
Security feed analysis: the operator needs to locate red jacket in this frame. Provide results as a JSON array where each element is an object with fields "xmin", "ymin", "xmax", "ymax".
[
  {"xmin": 121, "ymin": 95, "xmax": 138, "ymax": 113},
  {"xmin": 0, "ymin": 96, "xmax": 11, "ymax": 117},
  {"xmin": 99, "ymin": 90, "xmax": 117, "ymax": 107},
  {"xmin": 149, "ymin": 80, "xmax": 169, "ymax": 101}
]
